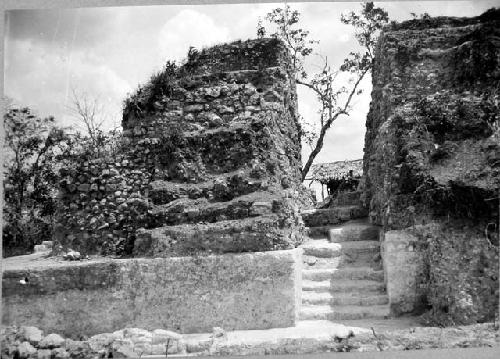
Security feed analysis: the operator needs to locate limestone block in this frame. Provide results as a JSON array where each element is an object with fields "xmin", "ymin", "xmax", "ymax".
[
  {"xmin": 37, "ymin": 349, "xmax": 52, "ymax": 359},
  {"xmin": 39, "ymin": 333, "xmax": 65, "ymax": 349},
  {"xmin": 382, "ymin": 230, "xmax": 424, "ymax": 315},
  {"xmin": 17, "ymin": 341, "xmax": 37, "ymax": 358},
  {"xmin": 20, "ymin": 326, "xmax": 43, "ymax": 345}
]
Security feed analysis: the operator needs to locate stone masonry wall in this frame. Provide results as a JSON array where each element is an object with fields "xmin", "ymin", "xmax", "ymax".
[
  {"xmin": 2, "ymin": 249, "xmax": 302, "ymax": 336},
  {"xmin": 363, "ymin": 9, "xmax": 499, "ymax": 323},
  {"xmin": 56, "ymin": 38, "xmax": 309, "ymax": 256}
]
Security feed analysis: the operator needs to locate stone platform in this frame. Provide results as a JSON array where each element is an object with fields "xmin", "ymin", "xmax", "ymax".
[{"xmin": 2, "ymin": 249, "xmax": 302, "ymax": 337}]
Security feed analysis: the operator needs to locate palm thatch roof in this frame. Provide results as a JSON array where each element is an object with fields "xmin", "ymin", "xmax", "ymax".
[{"xmin": 306, "ymin": 159, "xmax": 363, "ymax": 184}]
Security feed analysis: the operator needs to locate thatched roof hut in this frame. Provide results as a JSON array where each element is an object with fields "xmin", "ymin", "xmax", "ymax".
[{"xmin": 306, "ymin": 159, "xmax": 363, "ymax": 184}]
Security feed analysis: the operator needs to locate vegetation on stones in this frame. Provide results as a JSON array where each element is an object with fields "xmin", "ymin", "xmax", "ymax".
[
  {"xmin": 124, "ymin": 60, "xmax": 179, "ymax": 117},
  {"xmin": 2, "ymin": 101, "xmax": 126, "ymax": 257}
]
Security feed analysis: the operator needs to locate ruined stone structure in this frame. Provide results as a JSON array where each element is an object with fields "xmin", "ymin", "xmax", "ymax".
[
  {"xmin": 56, "ymin": 38, "xmax": 307, "ymax": 256},
  {"xmin": 3, "ymin": 12, "xmax": 500, "ymax": 357},
  {"xmin": 2, "ymin": 39, "xmax": 308, "ymax": 338},
  {"xmin": 363, "ymin": 10, "xmax": 499, "ymax": 322}
]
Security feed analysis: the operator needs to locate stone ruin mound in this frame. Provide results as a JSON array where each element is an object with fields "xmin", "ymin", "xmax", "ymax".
[{"xmin": 56, "ymin": 38, "xmax": 309, "ymax": 256}]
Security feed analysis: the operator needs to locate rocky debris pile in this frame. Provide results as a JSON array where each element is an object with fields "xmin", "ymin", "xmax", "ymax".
[
  {"xmin": 56, "ymin": 38, "xmax": 310, "ymax": 257},
  {"xmin": 2, "ymin": 322, "xmax": 498, "ymax": 358},
  {"xmin": 204, "ymin": 323, "xmax": 498, "ymax": 356},
  {"xmin": 62, "ymin": 250, "xmax": 85, "ymax": 261},
  {"xmin": 1, "ymin": 326, "xmax": 185, "ymax": 359},
  {"xmin": 362, "ymin": 9, "xmax": 500, "ymax": 324}
]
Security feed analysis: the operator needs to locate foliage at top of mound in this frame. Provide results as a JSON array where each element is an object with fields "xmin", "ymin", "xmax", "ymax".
[
  {"xmin": 123, "ymin": 38, "xmax": 288, "ymax": 117},
  {"xmin": 387, "ymin": 7, "xmax": 499, "ymax": 31}
]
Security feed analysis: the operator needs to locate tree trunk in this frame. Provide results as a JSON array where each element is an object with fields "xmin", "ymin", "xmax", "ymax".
[{"xmin": 300, "ymin": 68, "xmax": 369, "ymax": 181}]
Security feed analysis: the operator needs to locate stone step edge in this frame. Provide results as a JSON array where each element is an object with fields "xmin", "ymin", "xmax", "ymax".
[
  {"xmin": 301, "ymin": 279, "xmax": 386, "ymax": 293},
  {"xmin": 299, "ymin": 305, "xmax": 391, "ymax": 319},
  {"xmin": 302, "ymin": 267, "xmax": 384, "ymax": 280},
  {"xmin": 301, "ymin": 292, "xmax": 389, "ymax": 306}
]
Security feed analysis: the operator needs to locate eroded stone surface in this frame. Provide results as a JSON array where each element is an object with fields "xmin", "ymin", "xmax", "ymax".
[
  {"xmin": 363, "ymin": 10, "xmax": 500, "ymax": 322},
  {"xmin": 55, "ymin": 38, "xmax": 310, "ymax": 257},
  {"xmin": 2, "ymin": 249, "xmax": 302, "ymax": 336},
  {"xmin": 382, "ymin": 230, "xmax": 425, "ymax": 315}
]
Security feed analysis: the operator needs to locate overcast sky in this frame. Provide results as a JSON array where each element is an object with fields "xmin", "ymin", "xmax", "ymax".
[{"xmin": 4, "ymin": 1, "xmax": 498, "ymax": 165}]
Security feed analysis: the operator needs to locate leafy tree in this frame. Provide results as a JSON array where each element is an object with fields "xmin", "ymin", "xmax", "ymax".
[
  {"xmin": 3, "ymin": 106, "xmax": 72, "ymax": 256},
  {"xmin": 259, "ymin": 2, "xmax": 389, "ymax": 180}
]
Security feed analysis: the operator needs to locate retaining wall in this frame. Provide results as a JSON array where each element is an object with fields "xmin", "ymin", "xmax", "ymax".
[{"xmin": 2, "ymin": 249, "xmax": 302, "ymax": 337}]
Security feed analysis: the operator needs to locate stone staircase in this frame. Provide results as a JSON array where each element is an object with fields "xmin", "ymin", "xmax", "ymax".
[{"xmin": 299, "ymin": 192, "xmax": 389, "ymax": 321}]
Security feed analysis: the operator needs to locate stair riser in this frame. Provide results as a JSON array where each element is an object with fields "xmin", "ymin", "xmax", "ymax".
[
  {"xmin": 302, "ymin": 296, "xmax": 389, "ymax": 306},
  {"xmin": 328, "ymin": 227, "xmax": 380, "ymax": 243},
  {"xmin": 302, "ymin": 207, "xmax": 368, "ymax": 227},
  {"xmin": 299, "ymin": 311, "xmax": 389, "ymax": 321},
  {"xmin": 303, "ymin": 247, "xmax": 379, "ymax": 260},
  {"xmin": 302, "ymin": 271, "xmax": 384, "ymax": 281},
  {"xmin": 307, "ymin": 227, "xmax": 332, "ymax": 239},
  {"xmin": 302, "ymin": 256, "xmax": 381, "ymax": 270},
  {"xmin": 302, "ymin": 283, "xmax": 385, "ymax": 293},
  {"xmin": 302, "ymin": 255, "xmax": 342, "ymax": 269}
]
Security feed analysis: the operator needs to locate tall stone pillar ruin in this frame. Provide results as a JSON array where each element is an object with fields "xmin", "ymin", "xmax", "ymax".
[{"xmin": 56, "ymin": 38, "xmax": 307, "ymax": 256}]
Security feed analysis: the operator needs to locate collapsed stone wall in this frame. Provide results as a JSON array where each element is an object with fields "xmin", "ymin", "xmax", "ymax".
[
  {"xmin": 364, "ymin": 9, "xmax": 499, "ymax": 324},
  {"xmin": 56, "ymin": 38, "xmax": 308, "ymax": 256}
]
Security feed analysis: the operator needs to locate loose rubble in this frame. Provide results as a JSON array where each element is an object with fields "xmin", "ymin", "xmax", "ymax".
[{"xmin": 2, "ymin": 323, "xmax": 497, "ymax": 358}]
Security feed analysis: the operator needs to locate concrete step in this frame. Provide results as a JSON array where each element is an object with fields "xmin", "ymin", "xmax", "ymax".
[
  {"xmin": 301, "ymin": 240, "xmax": 380, "ymax": 258},
  {"xmin": 302, "ymin": 267, "xmax": 384, "ymax": 281},
  {"xmin": 307, "ymin": 219, "xmax": 380, "ymax": 241},
  {"xmin": 299, "ymin": 305, "xmax": 390, "ymax": 320},
  {"xmin": 301, "ymin": 206, "xmax": 368, "ymax": 227},
  {"xmin": 301, "ymin": 279, "xmax": 386, "ymax": 294},
  {"xmin": 301, "ymin": 292, "xmax": 389, "ymax": 306},
  {"xmin": 302, "ymin": 255, "xmax": 382, "ymax": 270},
  {"xmin": 328, "ymin": 221, "xmax": 381, "ymax": 243}
]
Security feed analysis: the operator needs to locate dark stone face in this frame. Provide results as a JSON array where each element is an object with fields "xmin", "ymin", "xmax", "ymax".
[{"xmin": 363, "ymin": 12, "xmax": 499, "ymax": 325}]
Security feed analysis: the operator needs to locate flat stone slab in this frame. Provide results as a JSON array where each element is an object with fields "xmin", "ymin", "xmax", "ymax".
[
  {"xmin": 302, "ymin": 267, "xmax": 383, "ymax": 281},
  {"xmin": 302, "ymin": 279, "xmax": 386, "ymax": 293},
  {"xmin": 300, "ymin": 239, "xmax": 380, "ymax": 258},
  {"xmin": 177, "ymin": 320, "xmax": 497, "ymax": 357},
  {"xmin": 299, "ymin": 305, "xmax": 390, "ymax": 320},
  {"xmin": 302, "ymin": 292, "xmax": 389, "ymax": 306},
  {"xmin": 328, "ymin": 220, "xmax": 381, "ymax": 242},
  {"xmin": 301, "ymin": 206, "xmax": 368, "ymax": 227}
]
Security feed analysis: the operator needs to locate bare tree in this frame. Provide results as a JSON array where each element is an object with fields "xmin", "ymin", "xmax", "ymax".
[
  {"xmin": 259, "ymin": 3, "xmax": 389, "ymax": 180},
  {"xmin": 67, "ymin": 88, "xmax": 121, "ymax": 158}
]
